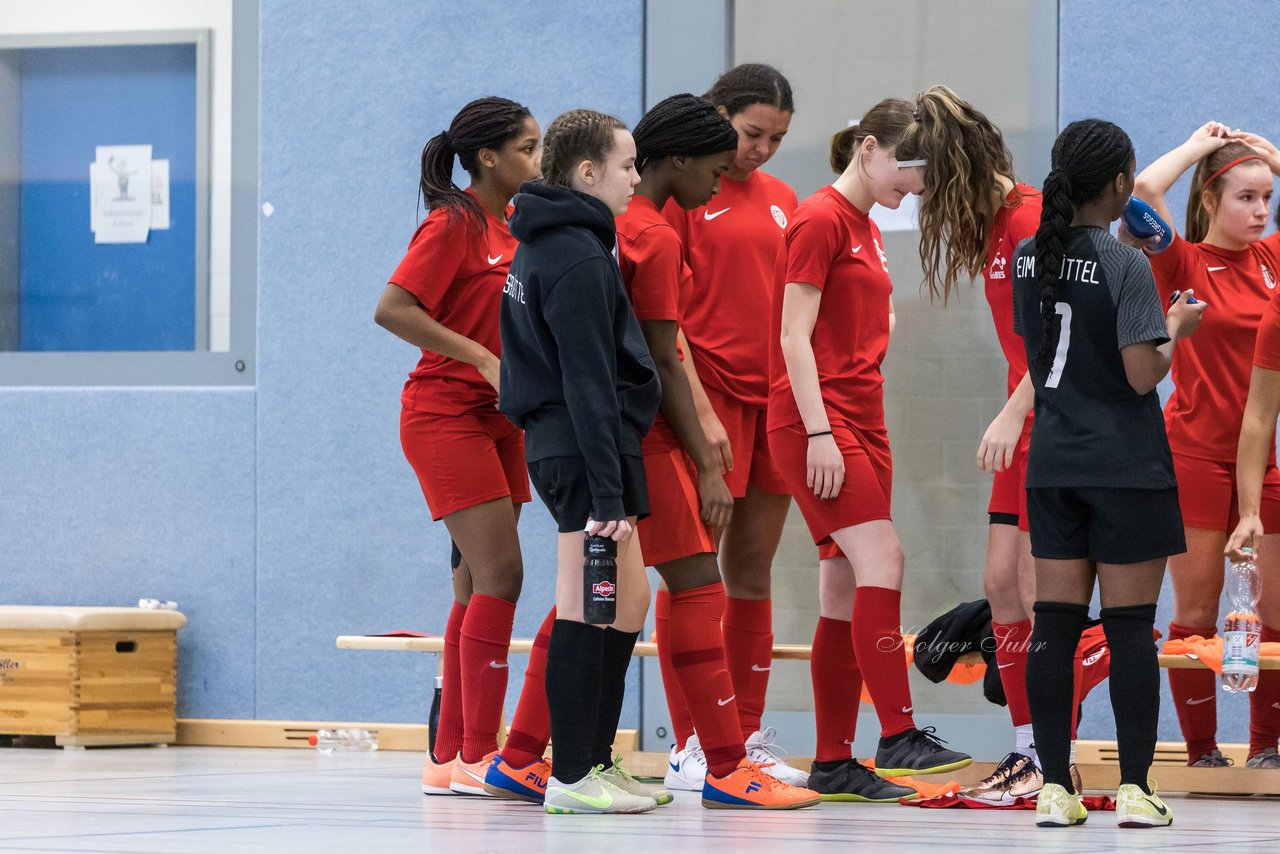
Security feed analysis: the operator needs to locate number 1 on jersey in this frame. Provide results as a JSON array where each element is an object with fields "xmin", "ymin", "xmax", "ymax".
[{"xmin": 1045, "ymin": 303, "xmax": 1072, "ymax": 389}]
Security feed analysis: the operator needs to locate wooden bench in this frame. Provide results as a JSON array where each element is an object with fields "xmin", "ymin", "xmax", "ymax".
[{"xmin": 339, "ymin": 634, "xmax": 1280, "ymax": 794}]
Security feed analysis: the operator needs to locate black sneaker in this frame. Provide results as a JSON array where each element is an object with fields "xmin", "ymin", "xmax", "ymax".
[
  {"xmin": 874, "ymin": 727, "xmax": 972, "ymax": 778},
  {"xmin": 807, "ymin": 759, "xmax": 918, "ymax": 802}
]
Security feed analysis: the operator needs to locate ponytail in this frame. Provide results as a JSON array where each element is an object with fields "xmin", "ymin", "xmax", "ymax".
[
  {"xmin": 830, "ymin": 124, "xmax": 859, "ymax": 173},
  {"xmin": 830, "ymin": 100, "xmax": 915, "ymax": 176},
  {"xmin": 418, "ymin": 96, "xmax": 532, "ymax": 228},
  {"xmin": 1033, "ymin": 167, "xmax": 1075, "ymax": 376}
]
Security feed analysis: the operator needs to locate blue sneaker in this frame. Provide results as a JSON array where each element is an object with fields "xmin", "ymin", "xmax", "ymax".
[{"xmin": 483, "ymin": 753, "xmax": 551, "ymax": 804}]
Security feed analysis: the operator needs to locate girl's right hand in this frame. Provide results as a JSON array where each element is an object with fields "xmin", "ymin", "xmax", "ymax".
[
  {"xmin": 1189, "ymin": 121, "xmax": 1233, "ymax": 151},
  {"xmin": 1226, "ymin": 514, "xmax": 1264, "ymax": 561},
  {"xmin": 1167, "ymin": 289, "xmax": 1207, "ymax": 340},
  {"xmin": 806, "ymin": 433, "xmax": 845, "ymax": 501}
]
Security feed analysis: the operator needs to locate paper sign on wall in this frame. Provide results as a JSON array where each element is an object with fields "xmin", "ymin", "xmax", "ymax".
[
  {"xmin": 150, "ymin": 159, "xmax": 170, "ymax": 230},
  {"xmin": 90, "ymin": 144, "xmax": 153, "ymax": 244}
]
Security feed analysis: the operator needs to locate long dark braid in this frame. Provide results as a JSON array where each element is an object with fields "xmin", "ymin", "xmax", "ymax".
[
  {"xmin": 419, "ymin": 96, "xmax": 531, "ymax": 227},
  {"xmin": 632, "ymin": 93, "xmax": 738, "ymax": 172},
  {"xmin": 1033, "ymin": 119, "xmax": 1134, "ymax": 374}
]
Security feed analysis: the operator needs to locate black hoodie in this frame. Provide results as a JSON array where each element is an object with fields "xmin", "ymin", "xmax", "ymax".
[{"xmin": 499, "ymin": 182, "xmax": 661, "ymax": 522}]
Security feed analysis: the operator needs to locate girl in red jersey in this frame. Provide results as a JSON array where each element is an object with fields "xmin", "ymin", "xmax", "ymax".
[
  {"xmin": 374, "ymin": 97, "xmax": 549, "ymax": 796},
  {"xmin": 1137, "ymin": 124, "xmax": 1280, "ymax": 770},
  {"xmin": 661, "ymin": 64, "xmax": 808, "ymax": 784},
  {"xmin": 768, "ymin": 99, "xmax": 972, "ymax": 787},
  {"xmin": 898, "ymin": 85, "xmax": 1055, "ymax": 803},
  {"xmin": 618, "ymin": 93, "xmax": 818, "ymax": 810}
]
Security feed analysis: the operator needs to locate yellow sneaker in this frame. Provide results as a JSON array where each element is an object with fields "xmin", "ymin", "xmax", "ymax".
[
  {"xmin": 1035, "ymin": 782, "xmax": 1087, "ymax": 827},
  {"xmin": 1116, "ymin": 782, "xmax": 1172, "ymax": 828}
]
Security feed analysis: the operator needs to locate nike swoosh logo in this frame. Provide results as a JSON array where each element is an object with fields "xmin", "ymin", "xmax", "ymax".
[
  {"xmin": 489, "ymin": 661, "xmax": 508, "ymax": 669},
  {"xmin": 487, "ymin": 254, "xmax": 504, "ymax": 265},
  {"xmin": 1186, "ymin": 696, "xmax": 1213, "ymax": 705},
  {"xmin": 556, "ymin": 786, "xmax": 613, "ymax": 810},
  {"xmin": 669, "ymin": 760, "xmax": 680, "ymax": 772},
  {"xmin": 704, "ymin": 208, "xmax": 730, "ymax": 221},
  {"xmin": 1145, "ymin": 797, "xmax": 1168, "ymax": 816},
  {"xmin": 717, "ymin": 695, "xmax": 736, "ymax": 707},
  {"xmin": 851, "ymin": 244, "xmax": 863, "ymax": 254},
  {"xmin": 1273, "ymin": 702, "xmax": 1280, "ymax": 711},
  {"xmin": 842, "ymin": 739, "xmax": 855, "ymax": 745},
  {"xmin": 1207, "ymin": 266, "xmax": 1227, "ymax": 272},
  {"xmin": 901, "ymin": 706, "xmax": 913, "ymax": 714},
  {"xmin": 998, "ymin": 662, "xmax": 1014, "ymax": 669},
  {"xmin": 751, "ymin": 664, "xmax": 771, "ymax": 672}
]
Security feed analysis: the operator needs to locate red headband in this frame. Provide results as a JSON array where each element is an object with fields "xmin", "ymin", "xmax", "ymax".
[{"xmin": 1203, "ymin": 154, "xmax": 1265, "ymax": 190}]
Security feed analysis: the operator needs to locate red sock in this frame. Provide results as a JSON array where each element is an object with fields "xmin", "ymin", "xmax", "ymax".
[
  {"xmin": 1071, "ymin": 623, "xmax": 1110, "ymax": 739},
  {"xmin": 655, "ymin": 589, "xmax": 695, "ymax": 748},
  {"xmin": 723, "ymin": 596, "xmax": 772, "ymax": 738},
  {"xmin": 1167, "ymin": 622, "xmax": 1218, "ymax": 762},
  {"xmin": 812, "ymin": 616, "xmax": 860, "ymax": 762},
  {"xmin": 502, "ymin": 606, "xmax": 555, "ymax": 768},
  {"xmin": 459, "ymin": 594, "xmax": 516, "ymax": 763},
  {"xmin": 669, "ymin": 582, "xmax": 745, "ymax": 776},
  {"xmin": 851, "ymin": 586, "xmax": 914, "ymax": 738},
  {"xmin": 434, "ymin": 601, "xmax": 466, "ymax": 762},
  {"xmin": 993, "ymin": 619, "xmax": 1032, "ymax": 727},
  {"xmin": 1250, "ymin": 624, "xmax": 1280, "ymax": 758}
]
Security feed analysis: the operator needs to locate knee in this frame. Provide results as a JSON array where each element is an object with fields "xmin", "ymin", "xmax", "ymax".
[
  {"xmin": 473, "ymin": 553, "xmax": 524, "ymax": 602},
  {"xmin": 1173, "ymin": 603, "xmax": 1219, "ymax": 630}
]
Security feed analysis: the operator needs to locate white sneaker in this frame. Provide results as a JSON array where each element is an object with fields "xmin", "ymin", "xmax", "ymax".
[
  {"xmin": 745, "ymin": 727, "xmax": 810, "ymax": 787},
  {"xmin": 664, "ymin": 734, "xmax": 708, "ymax": 791},
  {"xmin": 545, "ymin": 766, "xmax": 657, "ymax": 814}
]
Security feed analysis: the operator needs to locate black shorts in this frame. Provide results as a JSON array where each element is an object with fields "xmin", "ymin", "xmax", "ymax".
[
  {"xmin": 1026, "ymin": 486, "xmax": 1186, "ymax": 564},
  {"xmin": 528, "ymin": 455, "xmax": 649, "ymax": 534}
]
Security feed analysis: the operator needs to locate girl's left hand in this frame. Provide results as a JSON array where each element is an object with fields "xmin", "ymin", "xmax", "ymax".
[{"xmin": 1231, "ymin": 130, "xmax": 1280, "ymax": 174}]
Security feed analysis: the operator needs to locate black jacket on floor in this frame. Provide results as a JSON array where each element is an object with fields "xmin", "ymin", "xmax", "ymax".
[{"xmin": 499, "ymin": 182, "xmax": 661, "ymax": 521}]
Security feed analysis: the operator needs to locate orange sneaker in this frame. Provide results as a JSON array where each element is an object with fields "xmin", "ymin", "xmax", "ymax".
[
  {"xmin": 450, "ymin": 751, "xmax": 498, "ymax": 796},
  {"xmin": 484, "ymin": 753, "xmax": 552, "ymax": 803},
  {"xmin": 422, "ymin": 753, "xmax": 456, "ymax": 795},
  {"xmin": 702, "ymin": 759, "xmax": 822, "ymax": 810}
]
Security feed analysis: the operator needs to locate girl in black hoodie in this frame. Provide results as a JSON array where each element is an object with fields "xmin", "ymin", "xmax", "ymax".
[{"xmin": 499, "ymin": 109, "xmax": 662, "ymax": 814}]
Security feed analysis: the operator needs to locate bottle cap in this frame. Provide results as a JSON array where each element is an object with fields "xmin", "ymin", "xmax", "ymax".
[
  {"xmin": 434, "ymin": 675, "xmax": 443, "ymax": 689},
  {"xmin": 1240, "ymin": 547, "xmax": 1255, "ymax": 556},
  {"xmin": 308, "ymin": 734, "xmax": 318, "ymax": 746}
]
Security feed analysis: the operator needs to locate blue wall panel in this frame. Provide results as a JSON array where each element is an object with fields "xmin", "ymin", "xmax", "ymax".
[
  {"xmin": 0, "ymin": 389, "xmax": 256, "ymax": 718},
  {"xmin": 1061, "ymin": 0, "xmax": 1280, "ymax": 745},
  {"xmin": 253, "ymin": 0, "xmax": 645, "ymax": 722},
  {"xmin": 19, "ymin": 44, "xmax": 197, "ymax": 351}
]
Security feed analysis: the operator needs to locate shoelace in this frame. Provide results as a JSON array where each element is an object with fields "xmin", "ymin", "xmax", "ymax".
[
  {"xmin": 744, "ymin": 761, "xmax": 784, "ymax": 792},
  {"xmin": 749, "ymin": 727, "xmax": 791, "ymax": 762},
  {"xmin": 913, "ymin": 726, "xmax": 952, "ymax": 753},
  {"xmin": 609, "ymin": 756, "xmax": 638, "ymax": 783}
]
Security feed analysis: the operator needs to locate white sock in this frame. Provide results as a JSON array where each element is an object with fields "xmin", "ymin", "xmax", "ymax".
[
  {"xmin": 1068, "ymin": 740, "xmax": 1077, "ymax": 764},
  {"xmin": 1014, "ymin": 725, "xmax": 1037, "ymax": 763}
]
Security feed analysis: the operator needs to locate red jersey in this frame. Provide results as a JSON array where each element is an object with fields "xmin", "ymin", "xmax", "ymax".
[
  {"xmin": 768, "ymin": 185, "xmax": 893, "ymax": 432},
  {"xmin": 1254, "ymin": 275, "xmax": 1280, "ymax": 371},
  {"xmin": 1151, "ymin": 231, "xmax": 1280, "ymax": 461},
  {"xmin": 389, "ymin": 192, "xmax": 516, "ymax": 415},
  {"xmin": 984, "ymin": 185, "xmax": 1042, "ymax": 395},
  {"xmin": 664, "ymin": 169, "xmax": 798, "ymax": 406},
  {"xmin": 617, "ymin": 195, "xmax": 693, "ymax": 448}
]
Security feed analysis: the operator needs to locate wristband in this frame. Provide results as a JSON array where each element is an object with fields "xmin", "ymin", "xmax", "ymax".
[{"xmin": 807, "ymin": 430, "xmax": 833, "ymax": 438}]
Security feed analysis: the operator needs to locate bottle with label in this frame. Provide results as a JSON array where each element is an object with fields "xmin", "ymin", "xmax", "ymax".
[
  {"xmin": 1222, "ymin": 548, "xmax": 1261, "ymax": 693},
  {"xmin": 582, "ymin": 534, "xmax": 618, "ymax": 625},
  {"xmin": 310, "ymin": 728, "xmax": 379, "ymax": 753}
]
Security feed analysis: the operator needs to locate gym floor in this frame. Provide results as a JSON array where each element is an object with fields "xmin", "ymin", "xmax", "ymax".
[{"xmin": 1, "ymin": 746, "xmax": 1277, "ymax": 853}]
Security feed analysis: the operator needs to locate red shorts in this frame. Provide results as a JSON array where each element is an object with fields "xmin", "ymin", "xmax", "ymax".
[
  {"xmin": 636, "ymin": 430, "xmax": 717, "ymax": 567},
  {"xmin": 1172, "ymin": 452, "xmax": 1280, "ymax": 532},
  {"xmin": 704, "ymin": 384, "xmax": 788, "ymax": 498},
  {"xmin": 988, "ymin": 420, "xmax": 1032, "ymax": 532},
  {"xmin": 400, "ymin": 407, "xmax": 531, "ymax": 520},
  {"xmin": 768, "ymin": 420, "xmax": 893, "ymax": 548}
]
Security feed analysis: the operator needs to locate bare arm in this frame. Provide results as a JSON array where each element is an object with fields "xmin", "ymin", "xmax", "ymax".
[
  {"xmin": 1133, "ymin": 122, "xmax": 1232, "ymax": 229},
  {"xmin": 640, "ymin": 319, "xmax": 733, "ymax": 529},
  {"xmin": 374, "ymin": 283, "xmax": 500, "ymax": 390},
  {"xmin": 1121, "ymin": 290, "xmax": 1205, "ymax": 395},
  {"xmin": 977, "ymin": 371, "xmax": 1033, "ymax": 473},
  {"xmin": 779, "ymin": 282, "xmax": 843, "ymax": 500},
  {"xmin": 1227, "ymin": 367, "xmax": 1280, "ymax": 557},
  {"xmin": 677, "ymin": 328, "xmax": 734, "ymax": 474}
]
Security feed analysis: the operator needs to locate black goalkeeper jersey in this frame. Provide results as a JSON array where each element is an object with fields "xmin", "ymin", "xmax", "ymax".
[{"xmin": 1013, "ymin": 226, "xmax": 1176, "ymax": 490}]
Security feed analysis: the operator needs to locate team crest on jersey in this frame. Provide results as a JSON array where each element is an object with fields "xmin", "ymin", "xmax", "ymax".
[
  {"xmin": 874, "ymin": 238, "xmax": 888, "ymax": 272},
  {"xmin": 989, "ymin": 254, "xmax": 1008, "ymax": 279},
  {"xmin": 770, "ymin": 205, "xmax": 788, "ymax": 229},
  {"xmin": 1264, "ymin": 263, "xmax": 1276, "ymax": 290}
]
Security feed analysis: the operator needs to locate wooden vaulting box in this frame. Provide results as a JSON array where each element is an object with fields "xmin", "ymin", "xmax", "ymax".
[{"xmin": 0, "ymin": 607, "xmax": 187, "ymax": 747}]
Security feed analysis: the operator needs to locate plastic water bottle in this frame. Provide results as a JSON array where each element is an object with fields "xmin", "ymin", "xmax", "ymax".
[
  {"xmin": 1222, "ymin": 548, "xmax": 1261, "ymax": 693},
  {"xmin": 427, "ymin": 675, "xmax": 443, "ymax": 757},
  {"xmin": 582, "ymin": 534, "xmax": 618, "ymax": 625},
  {"xmin": 310, "ymin": 728, "xmax": 379, "ymax": 753}
]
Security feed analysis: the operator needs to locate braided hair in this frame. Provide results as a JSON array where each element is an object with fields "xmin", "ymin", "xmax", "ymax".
[
  {"xmin": 632, "ymin": 93, "xmax": 738, "ymax": 172},
  {"xmin": 704, "ymin": 63, "xmax": 794, "ymax": 117},
  {"xmin": 1033, "ymin": 119, "xmax": 1134, "ymax": 375},
  {"xmin": 896, "ymin": 85, "xmax": 1020, "ymax": 303},
  {"xmin": 419, "ymin": 96, "xmax": 531, "ymax": 227},
  {"xmin": 540, "ymin": 109, "xmax": 627, "ymax": 188}
]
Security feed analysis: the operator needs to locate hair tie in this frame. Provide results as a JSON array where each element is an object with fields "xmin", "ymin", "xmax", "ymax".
[
  {"xmin": 912, "ymin": 109, "xmax": 921, "ymax": 122},
  {"xmin": 1204, "ymin": 154, "xmax": 1264, "ymax": 190},
  {"xmin": 440, "ymin": 129, "xmax": 453, "ymax": 148}
]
